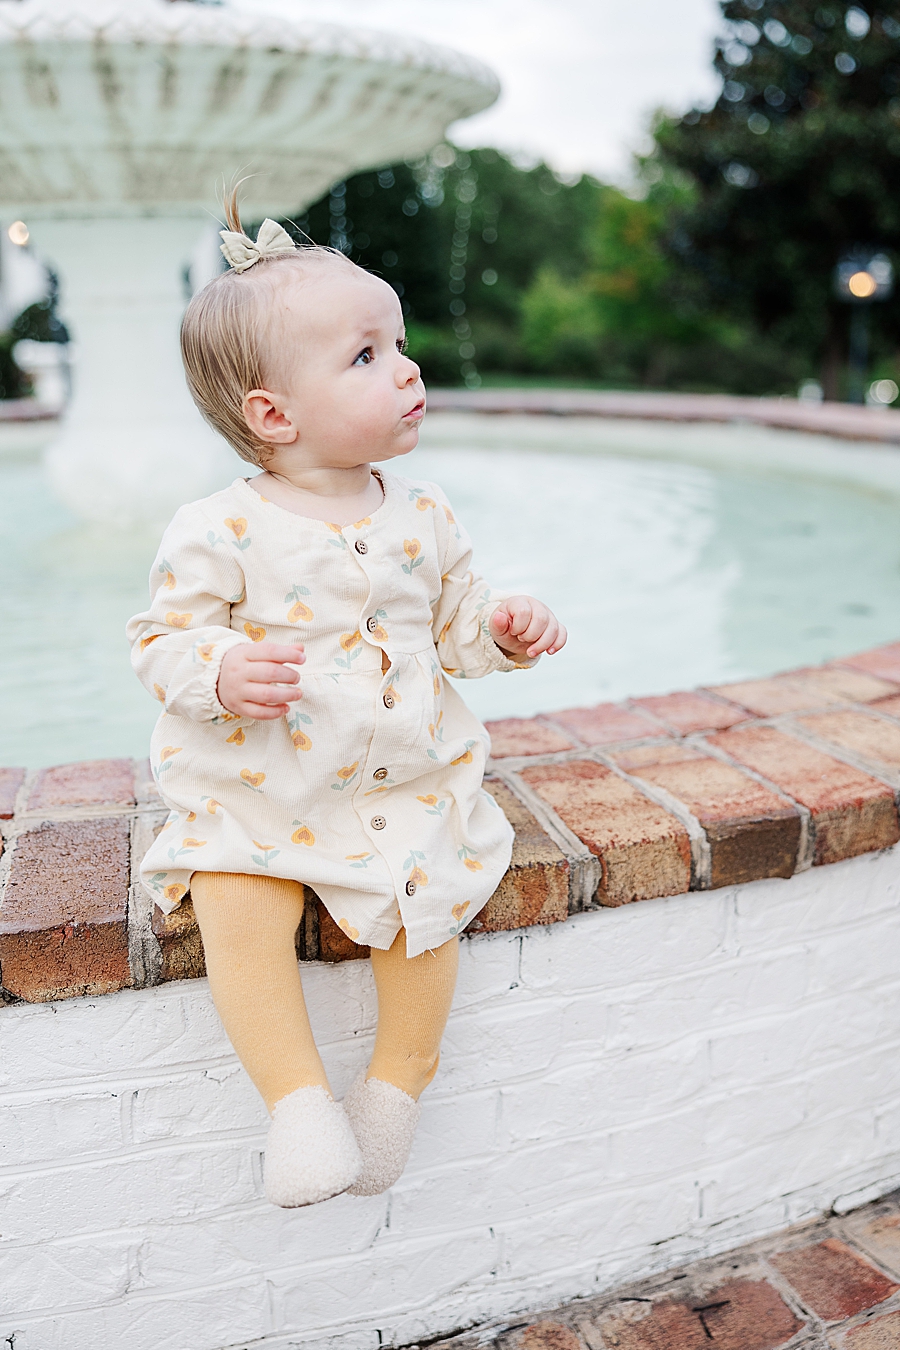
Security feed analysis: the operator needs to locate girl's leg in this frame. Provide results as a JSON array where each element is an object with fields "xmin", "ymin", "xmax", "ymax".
[
  {"xmin": 191, "ymin": 872, "xmax": 331, "ymax": 1112},
  {"xmin": 367, "ymin": 929, "xmax": 460, "ymax": 1099},
  {"xmin": 344, "ymin": 928, "xmax": 459, "ymax": 1196}
]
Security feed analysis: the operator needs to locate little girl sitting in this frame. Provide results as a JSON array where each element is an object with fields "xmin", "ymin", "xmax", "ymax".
[{"xmin": 127, "ymin": 197, "xmax": 566, "ymax": 1208}]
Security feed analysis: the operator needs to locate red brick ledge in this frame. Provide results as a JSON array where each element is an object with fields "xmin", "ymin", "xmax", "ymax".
[
  {"xmin": 427, "ymin": 388, "xmax": 900, "ymax": 446},
  {"xmin": 3, "ymin": 643, "xmax": 900, "ymax": 1004}
]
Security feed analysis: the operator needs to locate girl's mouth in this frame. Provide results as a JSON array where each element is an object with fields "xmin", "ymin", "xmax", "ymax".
[{"xmin": 403, "ymin": 399, "xmax": 425, "ymax": 422}]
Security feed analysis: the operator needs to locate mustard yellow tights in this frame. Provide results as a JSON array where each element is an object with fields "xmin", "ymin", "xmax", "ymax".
[{"xmin": 190, "ymin": 872, "xmax": 459, "ymax": 1113}]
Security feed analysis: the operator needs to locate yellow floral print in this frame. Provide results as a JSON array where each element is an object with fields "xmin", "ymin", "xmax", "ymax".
[
  {"xmin": 408, "ymin": 865, "xmax": 428, "ymax": 888},
  {"xmin": 291, "ymin": 728, "xmax": 312, "ymax": 751},
  {"xmin": 202, "ymin": 798, "xmax": 221, "ymax": 814},
  {"xmin": 340, "ymin": 631, "xmax": 362, "ymax": 650},
  {"xmin": 181, "ymin": 837, "xmax": 207, "ymax": 848},
  {"xmin": 287, "ymin": 599, "xmax": 313, "ymax": 623},
  {"xmin": 196, "ymin": 643, "xmax": 215, "ymax": 663},
  {"xmin": 339, "ymin": 918, "xmax": 360, "ymax": 941},
  {"xmin": 159, "ymin": 746, "xmax": 181, "ymax": 762},
  {"xmin": 141, "ymin": 633, "xmax": 162, "ymax": 650},
  {"xmin": 224, "ymin": 517, "xmax": 247, "ymax": 540},
  {"xmin": 353, "ymin": 516, "xmax": 372, "ymax": 527},
  {"xmin": 165, "ymin": 612, "xmax": 192, "ymax": 629},
  {"xmin": 226, "ymin": 727, "xmax": 245, "ymax": 745},
  {"xmin": 463, "ymin": 857, "xmax": 483, "ymax": 872},
  {"xmin": 186, "ymin": 811, "xmax": 196, "ymax": 823},
  {"xmin": 416, "ymin": 496, "xmax": 436, "ymax": 511},
  {"xmin": 163, "ymin": 883, "xmax": 186, "ymax": 904},
  {"xmin": 291, "ymin": 822, "xmax": 315, "ymax": 846},
  {"xmin": 154, "ymin": 683, "xmax": 166, "ymax": 703},
  {"xmin": 452, "ymin": 902, "xmax": 469, "ymax": 922},
  {"xmin": 243, "ymin": 622, "xmax": 267, "ymax": 642},
  {"xmin": 240, "ymin": 769, "xmax": 265, "ymax": 790},
  {"xmin": 402, "ymin": 539, "xmax": 424, "ymax": 574}
]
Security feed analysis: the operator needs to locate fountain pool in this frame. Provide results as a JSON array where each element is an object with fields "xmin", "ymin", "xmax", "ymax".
[{"xmin": 4, "ymin": 410, "xmax": 900, "ymax": 769}]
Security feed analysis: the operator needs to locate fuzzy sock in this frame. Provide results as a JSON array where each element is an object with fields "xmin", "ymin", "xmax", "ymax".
[
  {"xmin": 366, "ymin": 929, "xmax": 459, "ymax": 1099},
  {"xmin": 191, "ymin": 872, "xmax": 331, "ymax": 1112}
]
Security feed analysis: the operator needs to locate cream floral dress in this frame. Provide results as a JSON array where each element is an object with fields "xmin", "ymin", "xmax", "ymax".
[{"xmin": 127, "ymin": 471, "xmax": 534, "ymax": 957}]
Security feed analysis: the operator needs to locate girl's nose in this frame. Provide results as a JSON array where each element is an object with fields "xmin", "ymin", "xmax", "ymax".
[{"xmin": 398, "ymin": 354, "xmax": 421, "ymax": 386}]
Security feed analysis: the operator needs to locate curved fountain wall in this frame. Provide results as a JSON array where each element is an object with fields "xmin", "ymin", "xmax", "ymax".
[{"xmin": 3, "ymin": 641, "xmax": 900, "ymax": 1348}]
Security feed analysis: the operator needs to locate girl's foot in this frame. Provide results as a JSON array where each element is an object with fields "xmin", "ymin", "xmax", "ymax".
[
  {"xmin": 264, "ymin": 1085, "xmax": 362, "ymax": 1207},
  {"xmin": 343, "ymin": 1072, "xmax": 421, "ymax": 1196}
]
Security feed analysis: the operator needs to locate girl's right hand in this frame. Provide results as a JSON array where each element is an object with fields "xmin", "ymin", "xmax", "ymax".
[{"xmin": 217, "ymin": 643, "xmax": 305, "ymax": 719}]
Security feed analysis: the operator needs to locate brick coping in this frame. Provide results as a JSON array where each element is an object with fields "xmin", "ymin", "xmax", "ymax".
[
  {"xmin": 426, "ymin": 1188, "xmax": 900, "ymax": 1350},
  {"xmin": 427, "ymin": 387, "xmax": 900, "ymax": 445},
  {"xmin": 4, "ymin": 640, "xmax": 900, "ymax": 1003}
]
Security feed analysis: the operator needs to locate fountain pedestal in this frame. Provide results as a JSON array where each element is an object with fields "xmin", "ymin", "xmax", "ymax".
[{"xmin": 32, "ymin": 215, "xmax": 230, "ymax": 524}]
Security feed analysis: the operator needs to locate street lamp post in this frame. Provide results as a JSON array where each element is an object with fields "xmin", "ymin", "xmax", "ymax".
[{"xmin": 834, "ymin": 252, "xmax": 894, "ymax": 404}]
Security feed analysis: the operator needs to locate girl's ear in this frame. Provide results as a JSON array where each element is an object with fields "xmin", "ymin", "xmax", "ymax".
[{"xmin": 242, "ymin": 389, "xmax": 299, "ymax": 445}]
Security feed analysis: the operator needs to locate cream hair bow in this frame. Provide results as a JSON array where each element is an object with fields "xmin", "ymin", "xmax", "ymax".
[{"xmin": 219, "ymin": 218, "xmax": 297, "ymax": 273}]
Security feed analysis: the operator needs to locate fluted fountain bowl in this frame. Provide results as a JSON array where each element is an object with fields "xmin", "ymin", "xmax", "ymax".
[{"xmin": 0, "ymin": 0, "xmax": 499, "ymax": 522}]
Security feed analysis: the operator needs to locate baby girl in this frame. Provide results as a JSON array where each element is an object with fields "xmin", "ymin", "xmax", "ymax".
[{"xmin": 127, "ymin": 198, "xmax": 566, "ymax": 1208}]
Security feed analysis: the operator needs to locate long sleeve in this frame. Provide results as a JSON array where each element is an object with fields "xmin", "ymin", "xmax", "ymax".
[
  {"xmin": 430, "ymin": 489, "xmax": 538, "ymax": 680},
  {"xmin": 126, "ymin": 503, "xmax": 251, "ymax": 722}
]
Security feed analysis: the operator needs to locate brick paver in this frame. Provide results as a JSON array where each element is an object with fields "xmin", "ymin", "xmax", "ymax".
[
  {"xmin": 613, "ymin": 741, "xmax": 801, "ymax": 887},
  {"xmin": 424, "ymin": 1191, "xmax": 900, "ymax": 1350},
  {"xmin": 520, "ymin": 759, "xmax": 691, "ymax": 905},
  {"xmin": 708, "ymin": 667, "xmax": 899, "ymax": 717},
  {"xmin": 547, "ymin": 703, "xmax": 661, "ymax": 747},
  {"xmin": 0, "ymin": 766, "xmax": 25, "ymax": 819},
  {"xmin": 629, "ymin": 690, "xmax": 752, "ymax": 735},
  {"xmin": 485, "ymin": 717, "xmax": 577, "ymax": 758},
  {"xmin": 26, "ymin": 757, "xmax": 135, "ymax": 810},
  {"xmin": 772, "ymin": 1239, "xmax": 898, "ymax": 1322},
  {"xmin": 710, "ymin": 725, "xmax": 900, "ymax": 864}
]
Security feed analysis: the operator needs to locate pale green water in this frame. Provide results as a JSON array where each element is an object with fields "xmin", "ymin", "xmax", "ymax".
[{"xmin": 4, "ymin": 413, "xmax": 900, "ymax": 768}]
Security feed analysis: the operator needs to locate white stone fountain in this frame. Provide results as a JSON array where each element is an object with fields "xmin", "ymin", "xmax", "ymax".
[{"xmin": 0, "ymin": 0, "xmax": 498, "ymax": 523}]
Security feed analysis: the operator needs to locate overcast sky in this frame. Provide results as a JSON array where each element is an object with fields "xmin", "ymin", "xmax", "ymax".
[{"xmin": 233, "ymin": 0, "xmax": 724, "ymax": 182}]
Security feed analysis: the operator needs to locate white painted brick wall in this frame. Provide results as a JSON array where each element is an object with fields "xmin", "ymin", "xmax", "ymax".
[{"xmin": 3, "ymin": 848, "xmax": 900, "ymax": 1350}]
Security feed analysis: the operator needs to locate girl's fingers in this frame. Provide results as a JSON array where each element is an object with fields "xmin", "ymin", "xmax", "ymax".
[
  {"xmin": 244, "ymin": 681, "xmax": 302, "ymax": 705},
  {"xmin": 547, "ymin": 623, "xmax": 568, "ymax": 654},
  {"xmin": 526, "ymin": 622, "xmax": 558, "ymax": 657},
  {"xmin": 237, "ymin": 701, "xmax": 289, "ymax": 720},
  {"xmin": 244, "ymin": 643, "xmax": 305, "ymax": 664},
  {"xmin": 238, "ymin": 661, "xmax": 301, "ymax": 685}
]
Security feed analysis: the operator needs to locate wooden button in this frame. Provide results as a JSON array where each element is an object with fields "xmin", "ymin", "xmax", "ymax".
[
  {"xmin": 355, "ymin": 539, "xmax": 368, "ymax": 555},
  {"xmin": 371, "ymin": 815, "xmax": 386, "ymax": 830},
  {"xmin": 383, "ymin": 692, "xmax": 395, "ymax": 708},
  {"xmin": 366, "ymin": 616, "xmax": 378, "ymax": 632},
  {"xmin": 405, "ymin": 879, "xmax": 417, "ymax": 896},
  {"xmin": 373, "ymin": 767, "xmax": 388, "ymax": 781}
]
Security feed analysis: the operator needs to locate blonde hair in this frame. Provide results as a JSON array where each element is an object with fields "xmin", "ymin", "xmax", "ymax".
[{"xmin": 180, "ymin": 189, "xmax": 354, "ymax": 466}]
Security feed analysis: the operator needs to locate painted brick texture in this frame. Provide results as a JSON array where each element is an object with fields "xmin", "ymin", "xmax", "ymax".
[{"xmin": 4, "ymin": 852, "xmax": 900, "ymax": 1349}]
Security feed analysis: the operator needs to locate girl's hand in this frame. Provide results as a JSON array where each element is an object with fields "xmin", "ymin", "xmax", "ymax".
[
  {"xmin": 489, "ymin": 597, "xmax": 567, "ymax": 660},
  {"xmin": 218, "ymin": 643, "xmax": 305, "ymax": 719}
]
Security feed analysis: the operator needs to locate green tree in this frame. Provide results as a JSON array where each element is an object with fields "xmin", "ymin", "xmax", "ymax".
[
  {"xmin": 292, "ymin": 147, "xmax": 601, "ymax": 385},
  {"xmin": 653, "ymin": 1, "xmax": 900, "ymax": 397}
]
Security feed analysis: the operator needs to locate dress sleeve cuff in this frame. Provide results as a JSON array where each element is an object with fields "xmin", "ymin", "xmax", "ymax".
[{"xmin": 478, "ymin": 608, "xmax": 541, "ymax": 673}]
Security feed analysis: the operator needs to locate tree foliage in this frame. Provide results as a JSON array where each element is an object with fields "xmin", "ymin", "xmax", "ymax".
[{"xmin": 654, "ymin": 1, "xmax": 900, "ymax": 395}]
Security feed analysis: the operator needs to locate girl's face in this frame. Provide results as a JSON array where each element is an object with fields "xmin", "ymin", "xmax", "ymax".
[{"xmin": 242, "ymin": 262, "xmax": 426, "ymax": 471}]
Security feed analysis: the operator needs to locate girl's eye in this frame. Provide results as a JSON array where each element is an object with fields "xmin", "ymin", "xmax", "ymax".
[
  {"xmin": 397, "ymin": 336, "xmax": 408, "ymax": 354},
  {"xmin": 354, "ymin": 347, "xmax": 374, "ymax": 366}
]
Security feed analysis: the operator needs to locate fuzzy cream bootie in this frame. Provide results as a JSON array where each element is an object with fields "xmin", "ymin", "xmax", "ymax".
[
  {"xmin": 343, "ymin": 1072, "xmax": 422, "ymax": 1197},
  {"xmin": 264, "ymin": 1085, "xmax": 362, "ymax": 1207}
]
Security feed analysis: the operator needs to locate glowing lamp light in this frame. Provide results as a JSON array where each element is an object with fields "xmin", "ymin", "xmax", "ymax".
[
  {"xmin": 848, "ymin": 270, "xmax": 877, "ymax": 298},
  {"xmin": 834, "ymin": 251, "xmax": 893, "ymax": 302},
  {"xmin": 7, "ymin": 220, "xmax": 29, "ymax": 246}
]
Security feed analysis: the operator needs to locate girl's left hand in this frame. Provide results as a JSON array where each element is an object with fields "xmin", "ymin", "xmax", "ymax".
[{"xmin": 489, "ymin": 596, "xmax": 567, "ymax": 660}]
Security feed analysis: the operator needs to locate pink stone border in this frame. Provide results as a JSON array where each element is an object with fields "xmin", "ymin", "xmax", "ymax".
[
  {"xmin": 3, "ymin": 642, "xmax": 900, "ymax": 1004},
  {"xmin": 427, "ymin": 388, "xmax": 900, "ymax": 445}
]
